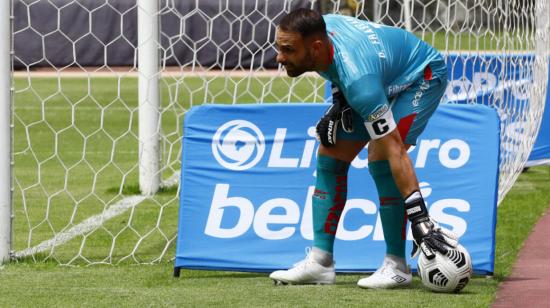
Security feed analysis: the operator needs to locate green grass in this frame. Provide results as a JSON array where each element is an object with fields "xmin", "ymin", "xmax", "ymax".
[
  {"xmin": 7, "ymin": 76, "xmax": 550, "ymax": 306},
  {"xmin": 0, "ymin": 166, "xmax": 547, "ymax": 307}
]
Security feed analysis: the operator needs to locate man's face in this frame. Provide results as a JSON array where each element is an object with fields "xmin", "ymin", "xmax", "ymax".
[{"xmin": 275, "ymin": 28, "xmax": 316, "ymax": 77}]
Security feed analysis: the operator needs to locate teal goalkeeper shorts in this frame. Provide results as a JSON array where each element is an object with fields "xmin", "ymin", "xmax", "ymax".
[{"xmin": 337, "ymin": 60, "xmax": 448, "ymax": 145}]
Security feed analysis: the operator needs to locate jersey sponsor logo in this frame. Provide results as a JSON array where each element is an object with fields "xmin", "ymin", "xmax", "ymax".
[
  {"xmin": 387, "ymin": 83, "xmax": 412, "ymax": 97},
  {"xmin": 212, "ymin": 120, "xmax": 265, "ymax": 171}
]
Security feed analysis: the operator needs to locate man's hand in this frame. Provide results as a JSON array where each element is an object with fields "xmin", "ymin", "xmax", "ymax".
[
  {"xmin": 410, "ymin": 218, "xmax": 458, "ymax": 259},
  {"xmin": 316, "ymin": 86, "xmax": 353, "ymax": 147},
  {"xmin": 405, "ymin": 192, "xmax": 458, "ymax": 259}
]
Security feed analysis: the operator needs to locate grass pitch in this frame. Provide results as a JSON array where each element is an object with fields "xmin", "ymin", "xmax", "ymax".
[{"xmin": 5, "ymin": 75, "xmax": 550, "ymax": 306}]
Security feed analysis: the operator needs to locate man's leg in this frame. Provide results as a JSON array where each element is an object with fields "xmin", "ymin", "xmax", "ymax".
[
  {"xmin": 358, "ymin": 64, "xmax": 447, "ymax": 289},
  {"xmin": 367, "ymin": 143, "xmax": 414, "ymax": 265},
  {"xmin": 369, "ymin": 159, "xmax": 406, "ymax": 260},
  {"xmin": 310, "ymin": 140, "xmax": 366, "ymax": 261},
  {"xmin": 270, "ymin": 140, "xmax": 366, "ymax": 285},
  {"xmin": 311, "ymin": 154, "xmax": 350, "ymax": 255},
  {"xmin": 357, "ymin": 140, "xmax": 413, "ymax": 289}
]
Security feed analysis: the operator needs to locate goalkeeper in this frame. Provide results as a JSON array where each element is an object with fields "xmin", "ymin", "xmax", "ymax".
[{"xmin": 269, "ymin": 8, "xmax": 456, "ymax": 288}]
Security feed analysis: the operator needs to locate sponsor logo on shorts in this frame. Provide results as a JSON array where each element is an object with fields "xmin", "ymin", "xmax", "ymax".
[{"xmin": 412, "ymin": 80, "xmax": 430, "ymax": 107}]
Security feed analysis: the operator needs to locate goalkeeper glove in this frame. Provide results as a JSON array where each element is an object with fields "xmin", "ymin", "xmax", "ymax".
[
  {"xmin": 316, "ymin": 86, "xmax": 353, "ymax": 147},
  {"xmin": 406, "ymin": 191, "xmax": 458, "ymax": 260}
]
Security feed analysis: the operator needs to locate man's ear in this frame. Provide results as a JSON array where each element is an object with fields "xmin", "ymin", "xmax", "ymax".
[{"xmin": 310, "ymin": 39, "xmax": 324, "ymax": 57}]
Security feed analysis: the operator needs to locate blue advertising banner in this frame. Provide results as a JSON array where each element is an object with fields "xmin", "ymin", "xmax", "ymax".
[
  {"xmin": 443, "ymin": 53, "xmax": 549, "ymax": 165},
  {"xmin": 527, "ymin": 66, "xmax": 550, "ymax": 166},
  {"xmin": 175, "ymin": 103, "xmax": 500, "ymax": 274}
]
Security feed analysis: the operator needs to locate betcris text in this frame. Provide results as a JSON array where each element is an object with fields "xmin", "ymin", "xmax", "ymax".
[{"xmin": 206, "ymin": 120, "xmax": 471, "ymax": 241}]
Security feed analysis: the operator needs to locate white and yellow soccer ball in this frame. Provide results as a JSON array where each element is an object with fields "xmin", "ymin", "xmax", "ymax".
[{"xmin": 417, "ymin": 243, "xmax": 473, "ymax": 293}]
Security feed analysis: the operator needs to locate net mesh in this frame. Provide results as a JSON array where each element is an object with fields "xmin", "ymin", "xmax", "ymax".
[{"xmin": 10, "ymin": 0, "xmax": 548, "ymax": 264}]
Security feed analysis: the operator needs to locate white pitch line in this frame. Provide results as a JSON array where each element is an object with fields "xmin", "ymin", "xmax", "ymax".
[
  {"xmin": 160, "ymin": 171, "xmax": 180, "ymax": 189},
  {"xmin": 14, "ymin": 195, "xmax": 147, "ymax": 258},
  {"xmin": 14, "ymin": 172, "xmax": 182, "ymax": 258}
]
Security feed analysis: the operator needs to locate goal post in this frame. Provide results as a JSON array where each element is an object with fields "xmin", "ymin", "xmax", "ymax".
[
  {"xmin": 138, "ymin": 0, "xmax": 161, "ymax": 195},
  {"xmin": 0, "ymin": 0, "xmax": 12, "ymax": 263}
]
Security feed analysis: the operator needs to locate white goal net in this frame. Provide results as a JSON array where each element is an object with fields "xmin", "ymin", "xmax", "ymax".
[{"xmin": 5, "ymin": 0, "xmax": 549, "ymax": 264}]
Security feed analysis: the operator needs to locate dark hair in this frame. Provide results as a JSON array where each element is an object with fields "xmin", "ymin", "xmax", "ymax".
[{"xmin": 278, "ymin": 8, "xmax": 327, "ymax": 38}]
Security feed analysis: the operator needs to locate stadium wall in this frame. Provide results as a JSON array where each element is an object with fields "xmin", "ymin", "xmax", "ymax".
[{"xmin": 12, "ymin": 0, "xmax": 312, "ymax": 69}]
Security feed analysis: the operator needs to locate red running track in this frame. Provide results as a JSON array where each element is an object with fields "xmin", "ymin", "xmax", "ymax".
[{"xmin": 492, "ymin": 209, "xmax": 550, "ymax": 307}]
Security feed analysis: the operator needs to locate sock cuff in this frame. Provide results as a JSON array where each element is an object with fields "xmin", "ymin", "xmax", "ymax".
[
  {"xmin": 317, "ymin": 154, "xmax": 350, "ymax": 174},
  {"xmin": 368, "ymin": 160, "xmax": 392, "ymax": 177}
]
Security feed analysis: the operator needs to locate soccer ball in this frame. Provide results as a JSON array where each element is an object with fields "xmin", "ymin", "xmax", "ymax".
[{"xmin": 417, "ymin": 243, "xmax": 472, "ymax": 293}]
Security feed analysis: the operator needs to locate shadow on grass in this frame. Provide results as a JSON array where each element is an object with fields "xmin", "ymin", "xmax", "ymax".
[
  {"xmin": 178, "ymin": 270, "xmax": 268, "ymax": 279},
  {"xmin": 10, "ymin": 253, "xmax": 60, "ymax": 267},
  {"xmin": 106, "ymin": 184, "xmax": 178, "ymax": 196}
]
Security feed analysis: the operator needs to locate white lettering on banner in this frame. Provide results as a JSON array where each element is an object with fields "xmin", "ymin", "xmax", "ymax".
[
  {"xmin": 429, "ymin": 199, "xmax": 470, "ymax": 237},
  {"xmin": 351, "ymin": 152, "xmax": 369, "ymax": 169},
  {"xmin": 205, "ymin": 184, "xmax": 471, "ymax": 240},
  {"xmin": 414, "ymin": 139, "xmax": 470, "ymax": 168},
  {"xmin": 335, "ymin": 199, "xmax": 377, "ymax": 240},
  {"xmin": 212, "ymin": 120, "xmax": 472, "ymax": 170},
  {"xmin": 445, "ymin": 71, "xmax": 530, "ymax": 102},
  {"xmin": 205, "ymin": 184, "xmax": 254, "ymax": 238},
  {"xmin": 253, "ymin": 198, "xmax": 300, "ymax": 239},
  {"xmin": 268, "ymin": 128, "xmax": 299, "ymax": 168},
  {"xmin": 300, "ymin": 127, "xmax": 317, "ymax": 168},
  {"xmin": 439, "ymin": 139, "xmax": 470, "ymax": 168}
]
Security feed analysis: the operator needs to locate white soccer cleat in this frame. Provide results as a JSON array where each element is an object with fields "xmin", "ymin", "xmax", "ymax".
[
  {"xmin": 269, "ymin": 253, "xmax": 336, "ymax": 285},
  {"xmin": 357, "ymin": 257, "xmax": 412, "ymax": 289}
]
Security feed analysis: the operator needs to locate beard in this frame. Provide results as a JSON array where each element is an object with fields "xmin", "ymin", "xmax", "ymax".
[{"xmin": 284, "ymin": 52, "xmax": 316, "ymax": 77}]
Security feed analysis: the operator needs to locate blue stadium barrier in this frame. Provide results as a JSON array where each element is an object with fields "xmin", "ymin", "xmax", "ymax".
[
  {"xmin": 175, "ymin": 103, "xmax": 499, "ymax": 276},
  {"xmin": 527, "ymin": 66, "xmax": 550, "ymax": 166}
]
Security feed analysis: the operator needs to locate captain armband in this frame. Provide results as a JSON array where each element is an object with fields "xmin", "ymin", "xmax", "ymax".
[{"xmin": 364, "ymin": 105, "xmax": 396, "ymax": 140}]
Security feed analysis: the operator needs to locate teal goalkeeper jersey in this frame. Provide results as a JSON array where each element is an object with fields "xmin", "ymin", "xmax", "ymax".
[{"xmin": 318, "ymin": 14, "xmax": 444, "ymax": 120}]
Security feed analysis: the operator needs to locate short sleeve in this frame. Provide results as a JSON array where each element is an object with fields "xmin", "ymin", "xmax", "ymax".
[
  {"xmin": 344, "ymin": 75, "xmax": 396, "ymax": 139},
  {"xmin": 344, "ymin": 74, "xmax": 389, "ymax": 121}
]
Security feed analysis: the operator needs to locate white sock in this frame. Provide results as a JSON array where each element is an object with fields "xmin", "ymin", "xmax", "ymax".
[
  {"xmin": 386, "ymin": 254, "xmax": 407, "ymax": 273},
  {"xmin": 310, "ymin": 247, "xmax": 333, "ymax": 267}
]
